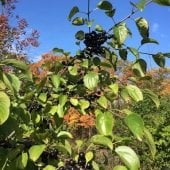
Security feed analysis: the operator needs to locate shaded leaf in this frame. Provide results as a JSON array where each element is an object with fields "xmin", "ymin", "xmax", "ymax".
[
  {"xmin": 105, "ymin": 9, "xmax": 116, "ymax": 17},
  {"xmin": 91, "ymin": 135, "xmax": 113, "ymax": 150},
  {"xmin": 152, "ymin": 53, "xmax": 165, "ymax": 67},
  {"xmin": 115, "ymin": 146, "xmax": 140, "ymax": 170},
  {"xmin": 131, "ymin": 0, "xmax": 146, "ymax": 11},
  {"xmin": 119, "ymin": 49, "xmax": 128, "ymax": 60},
  {"xmin": 95, "ymin": 25, "xmax": 103, "ymax": 32},
  {"xmin": 68, "ymin": 6, "xmax": 79, "ymax": 21},
  {"xmin": 0, "ymin": 92, "xmax": 10, "ymax": 125},
  {"xmin": 97, "ymin": 0, "xmax": 113, "ymax": 10},
  {"xmin": 153, "ymin": 0, "xmax": 170, "ymax": 6},
  {"xmin": 125, "ymin": 113, "xmax": 144, "ymax": 141},
  {"xmin": 132, "ymin": 59, "xmax": 147, "ymax": 77},
  {"xmin": 141, "ymin": 38, "xmax": 159, "ymax": 45},
  {"xmin": 29, "ymin": 145, "xmax": 46, "ymax": 162},
  {"xmin": 128, "ymin": 47, "xmax": 139, "ymax": 58},
  {"xmin": 75, "ymin": 30, "xmax": 85, "ymax": 40},
  {"xmin": 72, "ymin": 17, "xmax": 84, "ymax": 26}
]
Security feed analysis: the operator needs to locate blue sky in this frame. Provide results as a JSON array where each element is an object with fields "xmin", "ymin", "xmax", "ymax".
[{"xmin": 14, "ymin": 0, "xmax": 170, "ymax": 67}]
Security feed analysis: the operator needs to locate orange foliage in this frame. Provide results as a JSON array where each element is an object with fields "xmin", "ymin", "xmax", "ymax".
[{"xmin": 64, "ymin": 107, "xmax": 95, "ymax": 128}]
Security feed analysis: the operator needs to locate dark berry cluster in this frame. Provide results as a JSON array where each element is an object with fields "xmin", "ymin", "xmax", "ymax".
[
  {"xmin": 41, "ymin": 148, "xmax": 58, "ymax": 164},
  {"xmin": 83, "ymin": 31, "xmax": 112, "ymax": 55},
  {"xmin": 58, "ymin": 152, "xmax": 93, "ymax": 170},
  {"xmin": 28, "ymin": 101, "xmax": 42, "ymax": 113}
]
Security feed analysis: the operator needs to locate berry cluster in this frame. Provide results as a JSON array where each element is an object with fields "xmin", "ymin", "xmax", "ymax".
[
  {"xmin": 41, "ymin": 148, "xmax": 59, "ymax": 164},
  {"xmin": 59, "ymin": 152, "xmax": 93, "ymax": 170},
  {"xmin": 83, "ymin": 31, "xmax": 112, "ymax": 55},
  {"xmin": 28, "ymin": 101, "xmax": 42, "ymax": 113}
]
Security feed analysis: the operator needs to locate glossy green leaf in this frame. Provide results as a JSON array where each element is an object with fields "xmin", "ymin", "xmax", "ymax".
[
  {"xmin": 51, "ymin": 74, "xmax": 60, "ymax": 89},
  {"xmin": 59, "ymin": 95, "xmax": 67, "ymax": 107},
  {"xmin": 141, "ymin": 38, "xmax": 159, "ymax": 45},
  {"xmin": 153, "ymin": 0, "xmax": 170, "ymax": 6},
  {"xmin": 114, "ymin": 23, "xmax": 129, "ymax": 44},
  {"xmin": 68, "ymin": 6, "xmax": 79, "ymax": 21},
  {"xmin": 119, "ymin": 49, "xmax": 127, "ymax": 60},
  {"xmin": 16, "ymin": 152, "xmax": 28, "ymax": 169},
  {"xmin": 72, "ymin": 17, "xmax": 84, "ymax": 26},
  {"xmin": 143, "ymin": 89, "xmax": 160, "ymax": 108},
  {"xmin": 95, "ymin": 24, "xmax": 103, "ymax": 32},
  {"xmin": 152, "ymin": 53, "xmax": 165, "ymax": 67},
  {"xmin": 97, "ymin": 0, "xmax": 113, "ymax": 10},
  {"xmin": 128, "ymin": 47, "xmax": 139, "ymax": 58},
  {"xmin": 135, "ymin": 17, "xmax": 149, "ymax": 38},
  {"xmin": 57, "ymin": 131, "xmax": 73, "ymax": 138},
  {"xmin": 29, "ymin": 144, "xmax": 46, "ymax": 162},
  {"xmin": 57, "ymin": 104, "xmax": 64, "ymax": 118},
  {"xmin": 105, "ymin": 9, "xmax": 116, "ymax": 17},
  {"xmin": 43, "ymin": 165, "xmax": 56, "ymax": 170},
  {"xmin": 126, "ymin": 85, "xmax": 143, "ymax": 102},
  {"xmin": 91, "ymin": 135, "xmax": 113, "ymax": 150},
  {"xmin": 85, "ymin": 151, "xmax": 94, "ymax": 163},
  {"xmin": 132, "ymin": 59, "xmax": 147, "ymax": 77},
  {"xmin": 113, "ymin": 165, "xmax": 128, "ymax": 170},
  {"xmin": 79, "ymin": 99, "xmax": 90, "ymax": 114},
  {"xmin": 115, "ymin": 146, "xmax": 140, "ymax": 170},
  {"xmin": 0, "ymin": 92, "xmax": 10, "ymax": 125},
  {"xmin": 96, "ymin": 111, "xmax": 114, "ymax": 136},
  {"xmin": 97, "ymin": 96, "xmax": 108, "ymax": 109},
  {"xmin": 83, "ymin": 72, "xmax": 99, "ymax": 90},
  {"xmin": 38, "ymin": 93, "xmax": 47, "ymax": 103},
  {"xmin": 75, "ymin": 30, "xmax": 85, "ymax": 40},
  {"xmin": 125, "ymin": 113, "xmax": 144, "ymax": 141}
]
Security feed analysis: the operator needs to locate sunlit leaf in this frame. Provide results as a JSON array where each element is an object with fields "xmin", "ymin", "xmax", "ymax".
[
  {"xmin": 126, "ymin": 85, "xmax": 143, "ymax": 102},
  {"xmin": 57, "ymin": 131, "xmax": 73, "ymax": 139},
  {"xmin": 91, "ymin": 135, "xmax": 113, "ymax": 150},
  {"xmin": 70, "ymin": 98, "xmax": 78, "ymax": 106},
  {"xmin": 72, "ymin": 17, "xmax": 84, "ymax": 26},
  {"xmin": 95, "ymin": 24, "xmax": 103, "ymax": 32},
  {"xmin": 85, "ymin": 151, "xmax": 94, "ymax": 163},
  {"xmin": 79, "ymin": 99, "xmax": 90, "ymax": 114},
  {"xmin": 96, "ymin": 111, "xmax": 114, "ymax": 136},
  {"xmin": 128, "ymin": 47, "xmax": 139, "ymax": 59},
  {"xmin": 68, "ymin": 6, "xmax": 79, "ymax": 21},
  {"xmin": 38, "ymin": 93, "xmax": 47, "ymax": 103},
  {"xmin": 0, "ymin": 92, "xmax": 10, "ymax": 125},
  {"xmin": 115, "ymin": 146, "xmax": 140, "ymax": 170},
  {"xmin": 16, "ymin": 152, "xmax": 28, "ymax": 169},
  {"xmin": 125, "ymin": 113, "xmax": 144, "ymax": 141},
  {"xmin": 131, "ymin": 0, "xmax": 146, "ymax": 11},
  {"xmin": 51, "ymin": 74, "xmax": 60, "ymax": 89},
  {"xmin": 109, "ymin": 83, "xmax": 119, "ymax": 95},
  {"xmin": 97, "ymin": 96, "xmax": 108, "ymax": 109},
  {"xmin": 113, "ymin": 165, "xmax": 128, "ymax": 170},
  {"xmin": 43, "ymin": 165, "xmax": 56, "ymax": 170},
  {"xmin": 29, "ymin": 145, "xmax": 46, "ymax": 162}
]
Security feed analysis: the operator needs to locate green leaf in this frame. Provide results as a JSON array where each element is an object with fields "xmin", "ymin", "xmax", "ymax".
[
  {"xmin": 126, "ymin": 85, "xmax": 143, "ymax": 102},
  {"xmin": 95, "ymin": 25, "xmax": 103, "ymax": 32},
  {"xmin": 92, "ymin": 161, "xmax": 100, "ymax": 170},
  {"xmin": 68, "ymin": 6, "xmax": 79, "ymax": 21},
  {"xmin": 70, "ymin": 98, "xmax": 78, "ymax": 106},
  {"xmin": 57, "ymin": 131, "xmax": 73, "ymax": 139},
  {"xmin": 125, "ymin": 113, "xmax": 144, "ymax": 141},
  {"xmin": 105, "ymin": 9, "xmax": 116, "ymax": 17},
  {"xmin": 96, "ymin": 111, "xmax": 114, "ymax": 136},
  {"xmin": 132, "ymin": 59, "xmax": 147, "ymax": 77},
  {"xmin": 128, "ymin": 47, "xmax": 139, "ymax": 59},
  {"xmin": 68, "ymin": 66, "xmax": 78, "ymax": 75},
  {"xmin": 72, "ymin": 17, "xmax": 84, "ymax": 26},
  {"xmin": 115, "ymin": 146, "xmax": 140, "ymax": 170},
  {"xmin": 0, "ymin": 92, "xmax": 10, "ymax": 125},
  {"xmin": 97, "ymin": 96, "xmax": 108, "ymax": 109},
  {"xmin": 97, "ymin": 0, "xmax": 113, "ymax": 10},
  {"xmin": 153, "ymin": 0, "xmax": 170, "ymax": 6},
  {"xmin": 143, "ymin": 89, "xmax": 160, "ymax": 108},
  {"xmin": 131, "ymin": 0, "xmax": 146, "ymax": 11},
  {"xmin": 16, "ymin": 152, "xmax": 28, "ymax": 169},
  {"xmin": 83, "ymin": 72, "xmax": 99, "ymax": 90},
  {"xmin": 121, "ymin": 89, "xmax": 131, "ymax": 102},
  {"xmin": 85, "ymin": 151, "xmax": 94, "ymax": 163},
  {"xmin": 75, "ymin": 30, "xmax": 85, "ymax": 40},
  {"xmin": 141, "ymin": 38, "xmax": 159, "ymax": 45},
  {"xmin": 91, "ymin": 135, "xmax": 113, "ymax": 150},
  {"xmin": 51, "ymin": 74, "xmax": 60, "ymax": 89},
  {"xmin": 144, "ymin": 128, "xmax": 156, "ymax": 159},
  {"xmin": 43, "ymin": 165, "xmax": 56, "ymax": 170},
  {"xmin": 119, "ymin": 49, "xmax": 128, "ymax": 60},
  {"xmin": 113, "ymin": 165, "xmax": 128, "ymax": 170},
  {"xmin": 53, "ymin": 47, "xmax": 64, "ymax": 54},
  {"xmin": 93, "ymin": 57, "xmax": 101, "ymax": 66},
  {"xmin": 152, "ymin": 53, "xmax": 165, "ymax": 67},
  {"xmin": 109, "ymin": 83, "xmax": 119, "ymax": 95},
  {"xmin": 29, "ymin": 144, "xmax": 46, "ymax": 162},
  {"xmin": 38, "ymin": 93, "xmax": 47, "ymax": 103},
  {"xmin": 135, "ymin": 17, "xmax": 149, "ymax": 38},
  {"xmin": 114, "ymin": 23, "xmax": 129, "ymax": 44},
  {"xmin": 79, "ymin": 99, "xmax": 90, "ymax": 114},
  {"xmin": 59, "ymin": 95, "xmax": 67, "ymax": 107}
]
